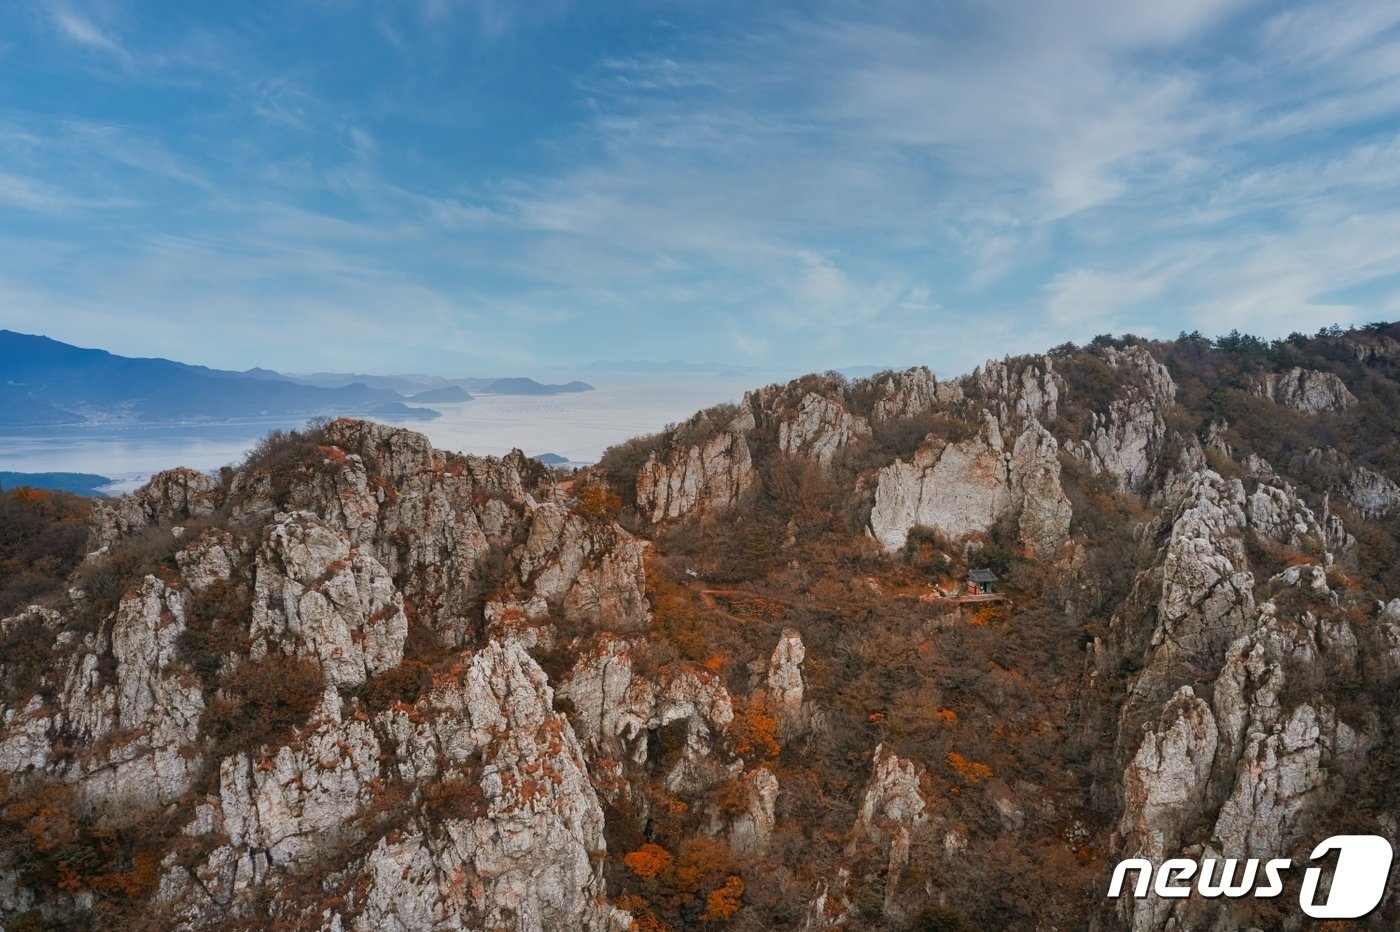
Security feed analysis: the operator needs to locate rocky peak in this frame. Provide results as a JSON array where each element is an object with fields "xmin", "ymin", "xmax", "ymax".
[
  {"xmin": 635, "ymin": 404, "xmax": 757, "ymax": 522},
  {"xmin": 91, "ymin": 466, "xmax": 220, "ymax": 549},
  {"xmin": 1066, "ymin": 346, "xmax": 1177, "ymax": 492},
  {"xmin": 776, "ymin": 392, "xmax": 871, "ymax": 468},
  {"xmin": 869, "ymin": 366, "xmax": 963, "ymax": 421},
  {"xmin": 964, "ymin": 355, "xmax": 1062, "ymax": 425},
  {"xmin": 11, "ymin": 324, "xmax": 1400, "ymax": 930}
]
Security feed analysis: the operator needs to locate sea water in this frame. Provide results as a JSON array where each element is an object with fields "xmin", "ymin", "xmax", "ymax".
[{"xmin": 0, "ymin": 374, "xmax": 766, "ymax": 494}]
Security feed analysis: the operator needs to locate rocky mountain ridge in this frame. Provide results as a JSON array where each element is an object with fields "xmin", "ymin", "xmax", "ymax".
[{"xmin": 5, "ymin": 325, "xmax": 1400, "ymax": 929}]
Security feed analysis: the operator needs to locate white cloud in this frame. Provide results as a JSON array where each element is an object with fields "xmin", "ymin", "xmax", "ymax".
[
  {"xmin": 49, "ymin": 5, "xmax": 125, "ymax": 57},
  {"xmin": 7, "ymin": 0, "xmax": 1400, "ymax": 373},
  {"xmin": 1044, "ymin": 269, "xmax": 1167, "ymax": 328}
]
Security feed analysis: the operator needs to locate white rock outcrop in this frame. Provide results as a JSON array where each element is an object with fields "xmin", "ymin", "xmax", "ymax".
[
  {"xmin": 1114, "ymin": 687, "xmax": 1218, "ymax": 932},
  {"xmin": 560, "ymin": 649, "xmax": 735, "ymax": 795},
  {"xmin": 516, "ymin": 504, "xmax": 649, "ymax": 631},
  {"xmin": 777, "ymin": 392, "xmax": 871, "ymax": 468},
  {"xmin": 1251, "ymin": 367, "xmax": 1357, "ymax": 413},
  {"xmin": 869, "ymin": 367, "xmax": 963, "ymax": 421},
  {"xmin": 91, "ymin": 466, "xmax": 220, "ymax": 548},
  {"xmin": 173, "ymin": 641, "xmax": 621, "ymax": 931},
  {"xmin": 868, "ymin": 413, "xmax": 1071, "ymax": 556},
  {"xmin": 1067, "ymin": 346, "xmax": 1176, "ymax": 492},
  {"xmin": 250, "ymin": 512, "xmax": 407, "ymax": 689},
  {"xmin": 967, "ymin": 356, "xmax": 1061, "ymax": 424},
  {"xmin": 636, "ymin": 405, "xmax": 757, "ymax": 522},
  {"xmin": 767, "ymin": 629, "xmax": 806, "ymax": 738},
  {"xmin": 869, "ymin": 413, "xmax": 1012, "ymax": 551},
  {"xmin": 1341, "ymin": 465, "xmax": 1400, "ymax": 518},
  {"xmin": 729, "ymin": 766, "xmax": 780, "ymax": 856}
]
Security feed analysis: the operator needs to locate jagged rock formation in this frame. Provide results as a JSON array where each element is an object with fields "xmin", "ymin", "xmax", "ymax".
[
  {"xmin": 91, "ymin": 466, "xmax": 220, "ymax": 549},
  {"xmin": 250, "ymin": 512, "xmax": 407, "ymax": 689},
  {"xmin": 766, "ymin": 629, "xmax": 806, "ymax": 738},
  {"xmin": 967, "ymin": 355, "xmax": 1061, "ymax": 424},
  {"xmin": 808, "ymin": 745, "xmax": 929, "ymax": 927},
  {"xmin": 1251, "ymin": 367, "xmax": 1357, "ymax": 412},
  {"xmin": 5, "ymin": 575, "xmax": 208, "ymax": 814},
  {"xmin": 8, "ymin": 326, "xmax": 1400, "ymax": 931},
  {"xmin": 636, "ymin": 405, "xmax": 756, "ymax": 522},
  {"xmin": 855, "ymin": 745, "xmax": 927, "ymax": 858},
  {"xmin": 558, "ymin": 643, "xmax": 735, "ymax": 795},
  {"xmin": 775, "ymin": 392, "xmax": 871, "ymax": 469},
  {"xmin": 727, "ymin": 766, "xmax": 779, "ymax": 856},
  {"xmin": 0, "ymin": 422, "xmax": 642, "ymax": 930},
  {"xmin": 1341, "ymin": 464, "xmax": 1400, "ymax": 519},
  {"xmin": 1089, "ymin": 457, "xmax": 1390, "ymax": 930},
  {"xmin": 1113, "ymin": 687, "xmax": 1218, "ymax": 932},
  {"xmin": 869, "ymin": 413, "xmax": 1072, "ymax": 556},
  {"xmin": 515, "ymin": 504, "xmax": 650, "ymax": 631},
  {"xmin": 869, "ymin": 413, "xmax": 1014, "ymax": 551},
  {"xmin": 868, "ymin": 366, "xmax": 962, "ymax": 421},
  {"xmin": 164, "ymin": 641, "xmax": 623, "ymax": 931},
  {"xmin": 1065, "ymin": 346, "xmax": 1177, "ymax": 491}
]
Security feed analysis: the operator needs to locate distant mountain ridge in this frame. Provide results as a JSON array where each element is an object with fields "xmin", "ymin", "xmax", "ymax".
[
  {"xmin": 287, "ymin": 371, "xmax": 592, "ymax": 396},
  {"xmin": 408, "ymin": 386, "xmax": 474, "ymax": 403},
  {"xmin": 0, "ymin": 471, "xmax": 110, "ymax": 495},
  {"xmin": 0, "ymin": 331, "xmax": 593, "ymax": 428}
]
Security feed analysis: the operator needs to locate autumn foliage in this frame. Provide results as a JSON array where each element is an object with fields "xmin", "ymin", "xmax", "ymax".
[
  {"xmin": 0, "ymin": 486, "xmax": 91, "ymax": 618},
  {"xmin": 727, "ymin": 693, "xmax": 780, "ymax": 759},
  {"xmin": 701, "ymin": 875, "xmax": 744, "ymax": 922},
  {"xmin": 624, "ymin": 843, "xmax": 674, "ymax": 880},
  {"xmin": 946, "ymin": 751, "xmax": 993, "ymax": 783},
  {"xmin": 617, "ymin": 837, "xmax": 744, "ymax": 926},
  {"xmin": 573, "ymin": 483, "xmax": 623, "ymax": 520}
]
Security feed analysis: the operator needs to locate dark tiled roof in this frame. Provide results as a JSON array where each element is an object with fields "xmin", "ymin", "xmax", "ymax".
[{"xmin": 968, "ymin": 568, "xmax": 998, "ymax": 583}]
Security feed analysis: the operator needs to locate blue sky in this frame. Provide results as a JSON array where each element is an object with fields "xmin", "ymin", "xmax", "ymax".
[{"xmin": 3, "ymin": 0, "xmax": 1400, "ymax": 378}]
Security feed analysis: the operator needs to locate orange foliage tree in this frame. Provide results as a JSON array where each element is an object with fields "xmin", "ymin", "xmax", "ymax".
[
  {"xmin": 618, "ymin": 837, "xmax": 744, "ymax": 926},
  {"xmin": 947, "ymin": 751, "xmax": 993, "ymax": 783},
  {"xmin": 624, "ymin": 843, "xmax": 674, "ymax": 880},
  {"xmin": 702, "ymin": 875, "xmax": 745, "ymax": 922},
  {"xmin": 727, "ymin": 693, "xmax": 780, "ymax": 760},
  {"xmin": 573, "ymin": 483, "xmax": 622, "ymax": 520}
]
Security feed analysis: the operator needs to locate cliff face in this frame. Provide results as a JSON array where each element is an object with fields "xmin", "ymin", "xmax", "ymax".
[
  {"xmin": 1090, "ymin": 458, "xmax": 1387, "ymax": 931},
  {"xmin": 617, "ymin": 348, "xmax": 1174, "ymax": 560},
  {"xmin": 1251, "ymin": 366, "xmax": 1358, "ymax": 413},
  {"xmin": 868, "ymin": 413, "xmax": 1072, "ymax": 558},
  {"xmin": 635, "ymin": 405, "xmax": 757, "ymax": 522},
  {"xmin": 5, "ymin": 328, "xmax": 1400, "ymax": 930},
  {"xmin": 1, "ymin": 422, "xmax": 641, "ymax": 930}
]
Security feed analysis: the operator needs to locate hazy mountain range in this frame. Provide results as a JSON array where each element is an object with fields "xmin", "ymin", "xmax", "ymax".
[{"xmin": 0, "ymin": 331, "xmax": 593, "ymax": 428}]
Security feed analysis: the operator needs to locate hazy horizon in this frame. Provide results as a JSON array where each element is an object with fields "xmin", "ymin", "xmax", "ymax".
[{"xmin": 0, "ymin": 371, "xmax": 766, "ymax": 491}]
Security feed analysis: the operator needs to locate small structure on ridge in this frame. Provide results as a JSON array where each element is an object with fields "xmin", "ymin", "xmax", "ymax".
[{"xmin": 967, "ymin": 568, "xmax": 998, "ymax": 594}]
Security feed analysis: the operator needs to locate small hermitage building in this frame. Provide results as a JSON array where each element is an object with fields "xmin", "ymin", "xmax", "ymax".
[{"xmin": 967, "ymin": 568, "xmax": 998, "ymax": 594}]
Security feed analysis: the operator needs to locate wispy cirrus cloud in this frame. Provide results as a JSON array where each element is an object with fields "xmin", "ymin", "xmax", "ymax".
[
  {"xmin": 48, "ymin": 4, "xmax": 127, "ymax": 58},
  {"xmin": 3, "ymin": 0, "xmax": 1400, "ymax": 376}
]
